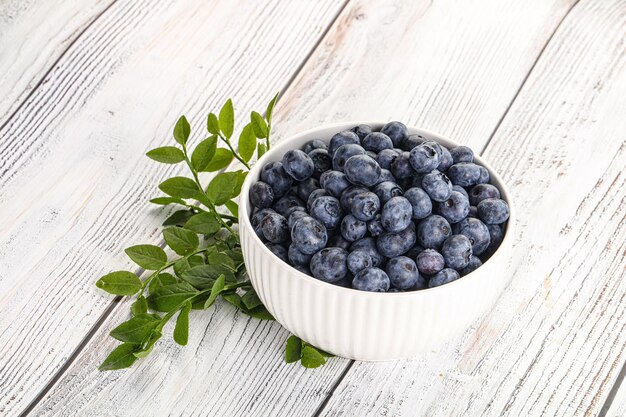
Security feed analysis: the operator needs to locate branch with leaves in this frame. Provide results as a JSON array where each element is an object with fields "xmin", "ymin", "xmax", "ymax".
[{"xmin": 96, "ymin": 95, "xmax": 331, "ymax": 370}]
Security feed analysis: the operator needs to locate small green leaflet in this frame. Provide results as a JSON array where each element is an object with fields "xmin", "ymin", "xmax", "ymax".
[
  {"xmin": 147, "ymin": 282, "xmax": 198, "ymax": 312},
  {"xmin": 131, "ymin": 295, "xmax": 148, "ymax": 316},
  {"xmin": 173, "ymin": 301, "xmax": 191, "ymax": 345},
  {"xmin": 191, "ymin": 136, "xmax": 217, "ymax": 172},
  {"xmin": 148, "ymin": 272, "xmax": 177, "ymax": 294},
  {"xmin": 225, "ymin": 200, "xmax": 239, "ymax": 218},
  {"xmin": 241, "ymin": 288, "xmax": 262, "ymax": 310},
  {"xmin": 150, "ymin": 196, "xmax": 186, "ymax": 206},
  {"xmin": 257, "ymin": 143, "xmax": 267, "ymax": 158},
  {"xmin": 162, "ymin": 227, "xmax": 199, "ymax": 256},
  {"xmin": 173, "ymin": 115, "xmax": 190, "ymax": 145},
  {"xmin": 250, "ymin": 111, "xmax": 268, "ymax": 138},
  {"xmin": 125, "ymin": 245, "xmax": 167, "ymax": 270},
  {"xmin": 110, "ymin": 313, "xmax": 161, "ymax": 344},
  {"xmin": 207, "ymin": 112, "xmax": 220, "ymax": 135},
  {"xmin": 96, "ymin": 271, "xmax": 142, "ymax": 296},
  {"xmin": 204, "ymin": 148, "xmax": 234, "ymax": 172},
  {"xmin": 203, "ymin": 274, "xmax": 225, "ymax": 308},
  {"xmin": 184, "ymin": 212, "xmax": 221, "ymax": 235},
  {"xmin": 244, "ymin": 305, "xmax": 274, "ymax": 320},
  {"xmin": 134, "ymin": 330, "xmax": 162, "ymax": 359},
  {"xmin": 238, "ymin": 123, "xmax": 256, "ymax": 163},
  {"xmin": 159, "ymin": 177, "xmax": 200, "ymax": 199},
  {"xmin": 219, "ymin": 99, "xmax": 235, "ymax": 138},
  {"xmin": 146, "ymin": 146, "xmax": 185, "ymax": 164},
  {"xmin": 181, "ymin": 264, "xmax": 234, "ymax": 289},
  {"xmin": 300, "ymin": 345, "xmax": 327, "ymax": 368},
  {"xmin": 99, "ymin": 343, "xmax": 140, "ymax": 371},
  {"xmin": 285, "ymin": 335, "xmax": 301, "ymax": 363},
  {"xmin": 162, "ymin": 209, "xmax": 194, "ymax": 227},
  {"xmin": 207, "ymin": 251, "xmax": 236, "ymax": 271},
  {"xmin": 266, "ymin": 92, "xmax": 279, "ymax": 122},
  {"xmin": 172, "ymin": 256, "xmax": 204, "ymax": 278},
  {"xmin": 206, "ymin": 171, "xmax": 241, "ymax": 205}
]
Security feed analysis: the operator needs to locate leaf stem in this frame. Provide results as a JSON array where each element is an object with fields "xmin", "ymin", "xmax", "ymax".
[
  {"xmin": 141, "ymin": 246, "xmax": 208, "ymax": 291},
  {"xmin": 217, "ymin": 132, "xmax": 251, "ymax": 169}
]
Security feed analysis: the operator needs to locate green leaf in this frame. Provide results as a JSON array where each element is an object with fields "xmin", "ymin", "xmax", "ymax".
[
  {"xmin": 245, "ymin": 305, "xmax": 274, "ymax": 320},
  {"xmin": 285, "ymin": 335, "xmax": 302, "ymax": 363},
  {"xmin": 125, "ymin": 245, "xmax": 167, "ymax": 270},
  {"xmin": 146, "ymin": 146, "xmax": 185, "ymax": 164},
  {"xmin": 181, "ymin": 264, "xmax": 234, "ymax": 290},
  {"xmin": 173, "ymin": 115, "xmax": 190, "ymax": 145},
  {"xmin": 191, "ymin": 136, "xmax": 217, "ymax": 172},
  {"xmin": 99, "ymin": 343, "xmax": 140, "ymax": 371},
  {"xmin": 222, "ymin": 292, "xmax": 245, "ymax": 310},
  {"xmin": 242, "ymin": 288, "xmax": 262, "ymax": 310},
  {"xmin": 225, "ymin": 200, "xmax": 239, "ymax": 219},
  {"xmin": 204, "ymin": 148, "xmax": 234, "ymax": 172},
  {"xmin": 148, "ymin": 282, "xmax": 198, "ymax": 312},
  {"xmin": 238, "ymin": 123, "xmax": 256, "ymax": 162},
  {"xmin": 133, "ymin": 330, "xmax": 161, "ymax": 358},
  {"xmin": 203, "ymin": 274, "xmax": 225, "ymax": 308},
  {"xmin": 207, "ymin": 112, "xmax": 220, "ymax": 135},
  {"xmin": 250, "ymin": 111, "xmax": 268, "ymax": 138},
  {"xmin": 163, "ymin": 227, "xmax": 199, "ymax": 256},
  {"xmin": 219, "ymin": 99, "xmax": 235, "ymax": 138},
  {"xmin": 149, "ymin": 272, "xmax": 178, "ymax": 294},
  {"xmin": 185, "ymin": 212, "xmax": 221, "ymax": 235},
  {"xmin": 150, "ymin": 196, "xmax": 186, "ymax": 206},
  {"xmin": 257, "ymin": 143, "xmax": 267, "ymax": 158},
  {"xmin": 300, "ymin": 345, "xmax": 326, "ymax": 368},
  {"xmin": 206, "ymin": 172, "xmax": 240, "ymax": 205},
  {"xmin": 266, "ymin": 92, "xmax": 279, "ymax": 122},
  {"xmin": 131, "ymin": 295, "xmax": 148, "ymax": 316},
  {"xmin": 173, "ymin": 301, "xmax": 191, "ymax": 345},
  {"xmin": 162, "ymin": 209, "xmax": 194, "ymax": 227},
  {"xmin": 110, "ymin": 314, "xmax": 161, "ymax": 344},
  {"xmin": 207, "ymin": 251, "xmax": 236, "ymax": 271},
  {"xmin": 158, "ymin": 177, "xmax": 200, "ymax": 199},
  {"xmin": 172, "ymin": 256, "xmax": 204, "ymax": 278},
  {"xmin": 96, "ymin": 271, "xmax": 142, "ymax": 296}
]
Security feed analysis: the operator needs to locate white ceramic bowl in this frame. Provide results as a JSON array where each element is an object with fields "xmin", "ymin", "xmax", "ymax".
[{"xmin": 239, "ymin": 122, "xmax": 515, "ymax": 361}]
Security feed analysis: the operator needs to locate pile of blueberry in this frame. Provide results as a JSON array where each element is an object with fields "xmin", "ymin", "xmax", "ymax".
[{"xmin": 249, "ymin": 122, "xmax": 509, "ymax": 292}]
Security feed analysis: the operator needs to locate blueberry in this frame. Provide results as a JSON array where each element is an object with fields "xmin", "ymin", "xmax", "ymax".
[
  {"xmin": 486, "ymin": 224, "xmax": 504, "ymax": 253},
  {"xmin": 381, "ymin": 196, "xmax": 413, "ymax": 232},
  {"xmin": 367, "ymin": 214, "xmax": 385, "ymax": 237},
  {"xmin": 294, "ymin": 264, "xmax": 312, "ymax": 275},
  {"xmin": 350, "ymin": 237, "xmax": 385, "ymax": 267},
  {"xmin": 352, "ymin": 124, "xmax": 373, "ymax": 140},
  {"xmin": 417, "ymin": 215, "xmax": 452, "ymax": 249},
  {"xmin": 388, "ymin": 287, "xmax": 404, "ymax": 293},
  {"xmin": 273, "ymin": 193, "xmax": 305, "ymax": 217},
  {"xmin": 453, "ymin": 217, "xmax": 490, "ymax": 255},
  {"xmin": 329, "ymin": 130, "xmax": 360, "ymax": 158},
  {"xmin": 341, "ymin": 214, "xmax": 367, "ymax": 242},
  {"xmin": 296, "ymin": 177, "xmax": 320, "ymax": 202},
  {"xmin": 350, "ymin": 191, "xmax": 381, "ymax": 221},
  {"xmin": 378, "ymin": 169, "xmax": 396, "ymax": 183},
  {"xmin": 260, "ymin": 212, "xmax": 289, "ymax": 243},
  {"xmin": 261, "ymin": 162, "xmax": 293, "ymax": 197},
  {"xmin": 303, "ymin": 139, "xmax": 328, "ymax": 154},
  {"xmin": 438, "ymin": 146, "xmax": 454, "ymax": 171},
  {"xmin": 413, "ymin": 275, "xmax": 429, "ymax": 290},
  {"xmin": 366, "ymin": 151, "xmax": 377, "ymax": 159},
  {"xmin": 333, "ymin": 277, "xmax": 352, "ymax": 288},
  {"xmin": 328, "ymin": 233, "xmax": 352, "ymax": 250},
  {"xmin": 411, "ymin": 173, "xmax": 426, "ymax": 188},
  {"xmin": 468, "ymin": 184, "xmax": 500, "ymax": 206},
  {"xmin": 468, "ymin": 206, "xmax": 478, "ymax": 218},
  {"xmin": 390, "ymin": 152, "xmax": 414, "ymax": 179},
  {"xmin": 452, "ymin": 185, "xmax": 469, "ymax": 200},
  {"xmin": 288, "ymin": 244, "xmax": 313, "ymax": 267},
  {"xmin": 307, "ymin": 188, "xmax": 328, "ymax": 212},
  {"xmin": 477, "ymin": 198, "xmax": 509, "ymax": 224},
  {"xmin": 438, "ymin": 191, "xmax": 470, "ymax": 223},
  {"xmin": 309, "ymin": 195, "xmax": 343, "ymax": 229},
  {"xmin": 401, "ymin": 134, "xmax": 425, "ymax": 151},
  {"xmin": 404, "ymin": 244, "xmax": 424, "ymax": 260},
  {"xmin": 347, "ymin": 249, "xmax": 373, "ymax": 275},
  {"xmin": 428, "ymin": 268, "xmax": 460, "ymax": 288},
  {"xmin": 320, "ymin": 170, "xmax": 351, "ymax": 197},
  {"xmin": 450, "ymin": 146, "xmax": 474, "ymax": 164},
  {"xmin": 288, "ymin": 210, "xmax": 310, "ymax": 229},
  {"xmin": 422, "ymin": 170, "xmax": 452, "ymax": 202},
  {"xmin": 344, "ymin": 155, "xmax": 381, "ymax": 187},
  {"xmin": 441, "ymin": 234, "xmax": 472, "ymax": 270},
  {"xmin": 447, "ymin": 163, "xmax": 482, "ymax": 187},
  {"xmin": 478, "ymin": 166, "xmax": 490, "ymax": 184},
  {"xmin": 386, "ymin": 256, "xmax": 420, "ymax": 290},
  {"xmin": 362, "ymin": 132, "xmax": 393, "ymax": 152},
  {"xmin": 377, "ymin": 224, "xmax": 417, "ymax": 258},
  {"xmin": 332, "ymin": 143, "xmax": 366, "ymax": 171},
  {"xmin": 416, "ymin": 249, "xmax": 445, "ymax": 275},
  {"xmin": 381, "ymin": 121, "xmax": 408, "ymax": 147},
  {"xmin": 460, "ymin": 255, "xmax": 482, "ymax": 275},
  {"xmin": 282, "ymin": 149, "xmax": 314, "ymax": 181},
  {"xmin": 249, "ymin": 181, "xmax": 274, "ymax": 208},
  {"xmin": 251, "ymin": 208, "xmax": 275, "ymax": 240},
  {"xmin": 376, "ymin": 148, "xmax": 401, "ymax": 170},
  {"xmin": 265, "ymin": 243, "xmax": 288, "ymax": 262},
  {"xmin": 409, "ymin": 143, "xmax": 440, "ymax": 173},
  {"xmin": 308, "ymin": 148, "xmax": 332, "ymax": 178},
  {"xmin": 291, "ymin": 216, "xmax": 328, "ymax": 254},
  {"xmin": 340, "ymin": 185, "xmax": 368, "ymax": 211},
  {"xmin": 310, "ymin": 247, "xmax": 348, "ymax": 282},
  {"xmin": 373, "ymin": 181, "xmax": 403, "ymax": 204},
  {"xmin": 352, "ymin": 267, "xmax": 390, "ymax": 292},
  {"xmin": 403, "ymin": 187, "xmax": 433, "ymax": 220}
]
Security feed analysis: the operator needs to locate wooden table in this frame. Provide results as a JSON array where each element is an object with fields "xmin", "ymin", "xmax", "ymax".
[{"xmin": 1, "ymin": 0, "xmax": 625, "ymax": 416}]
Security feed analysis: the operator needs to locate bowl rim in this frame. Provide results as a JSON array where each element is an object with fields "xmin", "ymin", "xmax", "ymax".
[{"xmin": 239, "ymin": 121, "xmax": 516, "ymax": 297}]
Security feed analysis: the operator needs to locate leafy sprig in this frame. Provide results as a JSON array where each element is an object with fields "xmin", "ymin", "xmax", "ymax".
[{"xmin": 96, "ymin": 95, "xmax": 330, "ymax": 370}]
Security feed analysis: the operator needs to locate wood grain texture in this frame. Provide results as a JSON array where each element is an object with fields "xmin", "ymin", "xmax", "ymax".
[
  {"xmin": 23, "ymin": 0, "xmax": 590, "ymax": 416},
  {"xmin": 607, "ymin": 381, "xmax": 626, "ymax": 417},
  {"xmin": 0, "ymin": 0, "xmax": 114, "ymax": 125},
  {"xmin": 314, "ymin": 0, "xmax": 626, "ymax": 415},
  {"xmin": 0, "ymin": 0, "xmax": 347, "ymax": 415}
]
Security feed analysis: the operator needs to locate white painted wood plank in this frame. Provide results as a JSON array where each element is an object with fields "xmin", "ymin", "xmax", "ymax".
[
  {"xmin": 606, "ymin": 381, "xmax": 626, "ymax": 417},
  {"xmin": 0, "ymin": 0, "xmax": 347, "ymax": 415},
  {"xmin": 24, "ymin": 0, "xmax": 583, "ymax": 416},
  {"xmin": 315, "ymin": 0, "xmax": 626, "ymax": 416},
  {"xmin": 0, "ymin": 0, "xmax": 113, "ymax": 124}
]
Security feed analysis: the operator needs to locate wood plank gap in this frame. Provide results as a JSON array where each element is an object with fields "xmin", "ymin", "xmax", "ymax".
[
  {"xmin": 313, "ymin": 361, "xmax": 355, "ymax": 417},
  {"xmin": 599, "ymin": 359, "xmax": 626, "ymax": 416}
]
